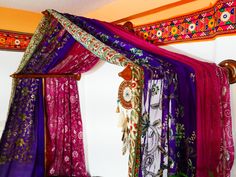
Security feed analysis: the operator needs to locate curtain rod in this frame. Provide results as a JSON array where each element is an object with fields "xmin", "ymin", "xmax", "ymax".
[
  {"xmin": 9, "ymin": 61, "xmax": 236, "ymax": 84},
  {"xmin": 119, "ymin": 59, "xmax": 236, "ymax": 84},
  {"xmin": 10, "ymin": 73, "xmax": 81, "ymax": 81},
  {"xmin": 219, "ymin": 60, "xmax": 236, "ymax": 84}
]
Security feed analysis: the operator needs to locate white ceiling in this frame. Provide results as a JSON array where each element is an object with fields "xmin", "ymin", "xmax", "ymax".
[{"xmin": 0, "ymin": 0, "xmax": 115, "ymax": 15}]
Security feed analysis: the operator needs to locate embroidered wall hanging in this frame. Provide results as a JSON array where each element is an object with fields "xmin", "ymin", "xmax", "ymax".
[
  {"xmin": 0, "ymin": 30, "xmax": 32, "ymax": 51},
  {"xmin": 134, "ymin": 0, "xmax": 236, "ymax": 45}
]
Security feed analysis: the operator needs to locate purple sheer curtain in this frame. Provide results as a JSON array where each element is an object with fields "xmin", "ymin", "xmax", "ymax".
[
  {"xmin": 0, "ymin": 78, "xmax": 42, "ymax": 177},
  {"xmin": 0, "ymin": 18, "xmax": 76, "ymax": 177}
]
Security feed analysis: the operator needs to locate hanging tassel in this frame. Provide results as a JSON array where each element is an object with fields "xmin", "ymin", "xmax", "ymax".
[
  {"xmin": 122, "ymin": 115, "xmax": 129, "ymax": 131},
  {"xmin": 118, "ymin": 111, "xmax": 129, "ymax": 129},
  {"xmin": 116, "ymin": 105, "xmax": 120, "ymax": 113},
  {"xmin": 121, "ymin": 113, "xmax": 129, "ymax": 155},
  {"xmin": 118, "ymin": 111, "xmax": 126, "ymax": 128},
  {"xmin": 117, "ymin": 107, "xmax": 130, "ymax": 155},
  {"xmin": 122, "ymin": 128, "xmax": 128, "ymax": 154},
  {"xmin": 122, "ymin": 134, "xmax": 128, "ymax": 155},
  {"xmin": 116, "ymin": 100, "xmax": 120, "ymax": 113},
  {"xmin": 122, "ymin": 127, "xmax": 130, "ymax": 155}
]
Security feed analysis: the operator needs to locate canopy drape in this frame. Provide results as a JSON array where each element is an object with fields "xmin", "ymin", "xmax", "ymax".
[
  {"xmin": 0, "ymin": 9, "xmax": 144, "ymax": 177},
  {"xmin": 0, "ymin": 9, "xmax": 234, "ymax": 177}
]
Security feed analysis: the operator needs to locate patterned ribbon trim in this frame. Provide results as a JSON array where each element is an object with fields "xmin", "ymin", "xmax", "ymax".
[
  {"xmin": 0, "ymin": 30, "xmax": 32, "ymax": 51},
  {"xmin": 134, "ymin": 0, "xmax": 236, "ymax": 44}
]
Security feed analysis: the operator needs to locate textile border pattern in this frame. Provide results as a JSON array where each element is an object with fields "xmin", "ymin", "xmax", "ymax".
[
  {"xmin": 134, "ymin": 0, "xmax": 236, "ymax": 45},
  {"xmin": 47, "ymin": 9, "xmax": 144, "ymax": 177},
  {"xmin": 0, "ymin": 30, "xmax": 32, "ymax": 51}
]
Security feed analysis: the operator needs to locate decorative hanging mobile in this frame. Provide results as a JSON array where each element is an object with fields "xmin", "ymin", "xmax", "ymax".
[
  {"xmin": 116, "ymin": 65, "xmax": 134, "ymax": 154},
  {"xmin": 117, "ymin": 64, "xmax": 133, "ymax": 111}
]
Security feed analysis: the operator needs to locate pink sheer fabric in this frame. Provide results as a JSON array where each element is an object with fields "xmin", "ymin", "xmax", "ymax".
[
  {"xmin": 45, "ymin": 42, "xmax": 99, "ymax": 177},
  {"xmin": 217, "ymin": 67, "xmax": 234, "ymax": 177},
  {"xmin": 100, "ymin": 21, "xmax": 234, "ymax": 176},
  {"xmin": 45, "ymin": 77, "xmax": 88, "ymax": 177}
]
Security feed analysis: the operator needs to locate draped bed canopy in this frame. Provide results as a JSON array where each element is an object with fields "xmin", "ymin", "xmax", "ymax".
[
  {"xmin": 0, "ymin": 9, "xmax": 234, "ymax": 177},
  {"xmin": 0, "ymin": 9, "xmax": 144, "ymax": 177}
]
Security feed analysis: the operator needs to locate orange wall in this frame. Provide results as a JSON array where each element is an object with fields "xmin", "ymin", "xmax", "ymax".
[
  {"xmin": 85, "ymin": 0, "xmax": 218, "ymax": 26},
  {"xmin": 132, "ymin": 0, "xmax": 217, "ymax": 26},
  {"xmin": 85, "ymin": 0, "xmax": 180, "ymax": 22},
  {"xmin": 0, "ymin": 7, "xmax": 42, "ymax": 33},
  {"xmin": 0, "ymin": 0, "xmax": 218, "ymax": 33}
]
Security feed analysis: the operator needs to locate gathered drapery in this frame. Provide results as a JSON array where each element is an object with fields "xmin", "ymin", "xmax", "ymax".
[
  {"xmin": 45, "ymin": 42, "xmax": 99, "ymax": 176},
  {"xmin": 0, "ymin": 9, "xmax": 144, "ymax": 177},
  {"xmin": 45, "ymin": 10, "xmax": 144, "ymax": 177},
  {"xmin": 91, "ymin": 20, "xmax": 234, "ymax": 177},
  {"xmin": 0, "ymin": 8, "xmax": 234, "ymax": 177},
  {"xmin": 64, "ymin": 15, "xmax": 198, "ymax": 176}
]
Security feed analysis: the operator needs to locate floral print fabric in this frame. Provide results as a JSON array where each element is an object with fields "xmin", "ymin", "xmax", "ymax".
[
  {"xmin": 0, "ymin": 78, "xmax": 42, "ymax": 177},
  {"xmin": 45, "ymin": 42, "xmax": 99, "ymax": 177},
  {"xmin": 45, "ymin": 77, "xmax": 88, "ymax": 177}
]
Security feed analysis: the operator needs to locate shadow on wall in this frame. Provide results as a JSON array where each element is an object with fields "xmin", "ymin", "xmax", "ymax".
[{"xmin": 0, "ymin": 121, "xmax": 5, "ymax": 137}]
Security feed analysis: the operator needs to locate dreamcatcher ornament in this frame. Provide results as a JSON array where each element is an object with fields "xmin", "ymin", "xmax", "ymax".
[
  {"xmin": 116, "ymin": 80, "xmax": 133, "ymax": 155},
  {"xmin": 118, "ymin": 81, "xmax": 133, "ymax": 109},
  {"xmin": 116, "ymin": 65, "xmax": 135, "ymax": 154}
]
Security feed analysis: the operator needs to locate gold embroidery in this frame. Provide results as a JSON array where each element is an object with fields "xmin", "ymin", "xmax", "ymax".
[{"xmin": 15, "ymin": 138, "xmax": 25, "ymax": 147}]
